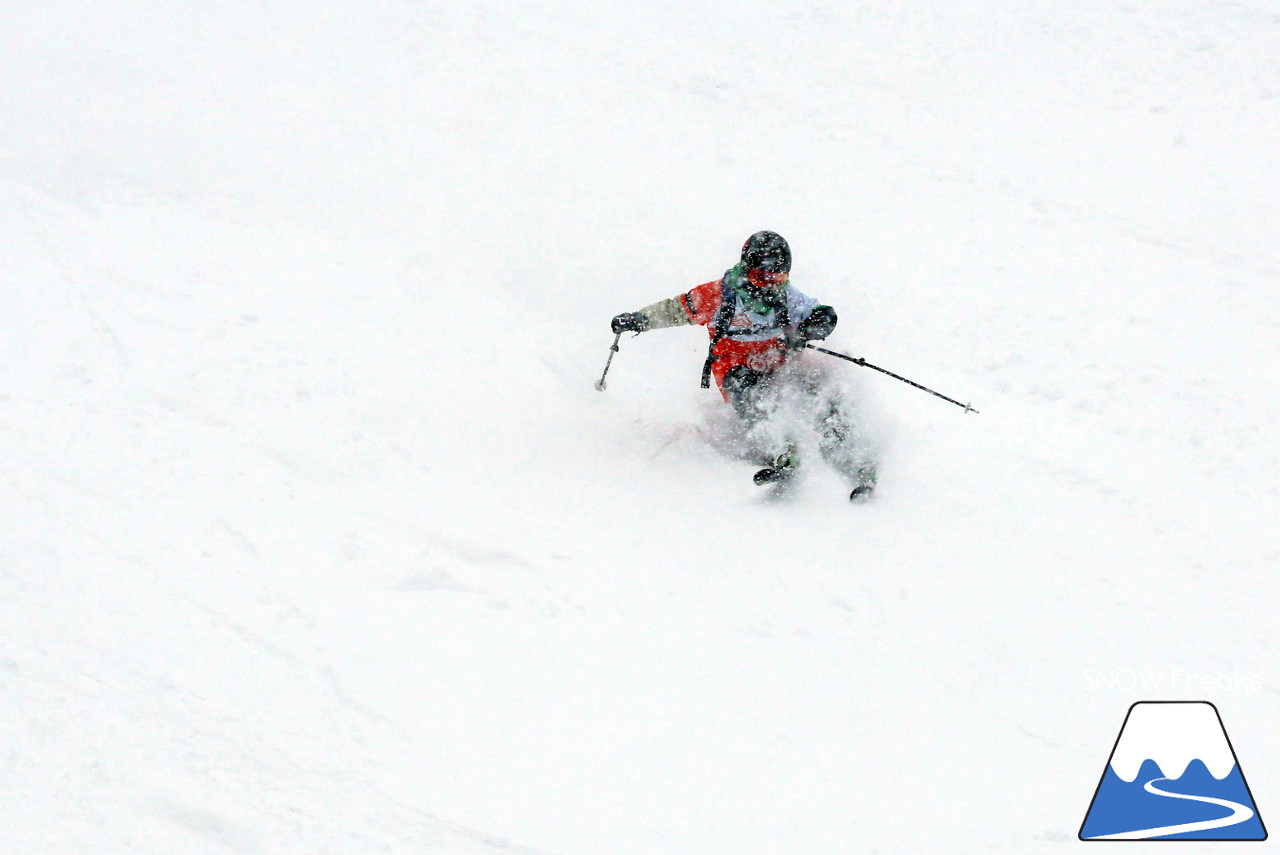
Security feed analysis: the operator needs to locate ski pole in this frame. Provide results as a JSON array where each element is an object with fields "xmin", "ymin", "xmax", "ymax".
[
  {"xmin": 594, "ymin": 333, "xmax": 622, "ymax": 391},
  {"xmin": 805, "ymin": 344, "xmax": 979, "ymax": 413}
]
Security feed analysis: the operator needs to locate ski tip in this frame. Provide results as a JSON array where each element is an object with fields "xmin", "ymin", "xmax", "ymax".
[
  {"xmin": 753, "ymin": 468, "xmax": 783, "ymax": 486},
  {"xmin": 849, "ymin": 484, "xmax": 875, "ymax": 503}
]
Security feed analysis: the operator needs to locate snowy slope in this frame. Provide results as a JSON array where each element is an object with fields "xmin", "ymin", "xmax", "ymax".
[{"xmin": 2, "ymin": 2, "xmax": 1278, "ymax": 853}]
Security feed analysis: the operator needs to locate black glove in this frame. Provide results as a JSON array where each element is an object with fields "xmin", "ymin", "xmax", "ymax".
[
  {"xmin": 611, "ymin": 312, "xmax": 649, "ymax": 334},
  {"xmin": 786, "ymin": 305, "xmax": 838, "ymax": 351},
  {"xmin": 784, "ymin": 328, "xmax": 809, "ymax": 351}
]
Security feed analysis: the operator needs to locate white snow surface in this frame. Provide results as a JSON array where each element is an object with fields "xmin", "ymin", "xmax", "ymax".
[
  {"xmin": 2, "ymin": 2, "xmax": 1278, "ymax": 853},
  {"xmin": 1109, "ymin": 702, "xmax": 1237, "ymax": 782}
]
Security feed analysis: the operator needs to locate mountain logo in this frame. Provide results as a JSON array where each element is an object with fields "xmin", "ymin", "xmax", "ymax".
[{"xmin": 1080, "ymin": 701, "xmax": 1266, "ymax": 840}]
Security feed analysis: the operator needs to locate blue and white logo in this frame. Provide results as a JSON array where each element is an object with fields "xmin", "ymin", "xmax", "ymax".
[{"xmin": 1080, "ymin": 701, "xmax": 1266, "ymax": 840}]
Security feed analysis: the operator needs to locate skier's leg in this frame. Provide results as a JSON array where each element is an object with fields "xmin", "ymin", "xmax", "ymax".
[
  {"xmin": 724, "ymin": 366, "xmax": 796, "ymax": 475},
  {"xmin": 813, "ymin": 390, "xmax": 878, "ymax": 497},
  {"xmin": 721, "ymin": 366, "xmax": 770, "ymax": 425}
]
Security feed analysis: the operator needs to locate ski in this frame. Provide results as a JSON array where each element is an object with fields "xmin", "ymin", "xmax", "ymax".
[
  {"xmin": 752, "ymin": 449, "xmax": 877, "ymax": 503},
  {"xmin": 848, "ymin": 467, "xmax": 877, "ymax": 503},
  {"xmin": 753, "ymin": 446, "xmax": 798, "ymax": 486},
  {"xmin": 753, "ymin": 465, "xmax": 793, "ymax": 486}
]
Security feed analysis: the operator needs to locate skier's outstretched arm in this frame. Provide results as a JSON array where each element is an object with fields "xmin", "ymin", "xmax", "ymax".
[{"xmin": 611, "ymin": 296, "xmax": 692, "ymax": 334}]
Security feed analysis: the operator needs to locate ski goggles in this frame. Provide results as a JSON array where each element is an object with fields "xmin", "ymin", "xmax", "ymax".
[{"xmin": 747, "ymin": 268, "xmax": 789, "ymax": 288}]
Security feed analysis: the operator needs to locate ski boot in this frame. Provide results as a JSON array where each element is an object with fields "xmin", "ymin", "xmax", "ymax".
[{"xmin": 753, "ymin": 445, "xmax": 799, "ymax": 486}]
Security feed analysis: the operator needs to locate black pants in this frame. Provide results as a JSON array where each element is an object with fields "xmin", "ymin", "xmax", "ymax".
[
  {"xmin": 722, "ymin": 364, "xmax": 856, "ymax": 459},
  {"xmin": 721, "ymin": 366, "xmax": 777, "ymax": 425}
]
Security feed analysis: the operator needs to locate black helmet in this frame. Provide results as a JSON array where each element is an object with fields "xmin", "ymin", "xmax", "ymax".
[{"xmin": 741, "ymin": 231, "xmax": 791, "ymax": 274}]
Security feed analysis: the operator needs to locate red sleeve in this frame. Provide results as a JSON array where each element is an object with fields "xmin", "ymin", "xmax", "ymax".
[{"xmin": 678, "ymin": 280, "xmax": 723, "ymax": 326}]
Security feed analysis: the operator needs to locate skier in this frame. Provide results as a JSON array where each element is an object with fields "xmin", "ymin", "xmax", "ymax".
[{"xmin": 610, "ymin": 231, "xmax": 877, "ymax": 500}]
